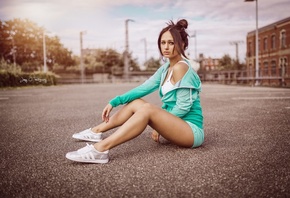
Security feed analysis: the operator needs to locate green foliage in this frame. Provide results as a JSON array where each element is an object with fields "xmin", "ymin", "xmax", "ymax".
[
  {"xmin": 218, "ymin": 54, "xmax": 234, "ymax": 70},
  {"xmin": 0, "ymin": 18, "xmax": 75, "ymax": 72},
  {"xmin": 144, "ymin": 57, "xmax": 161, "ymax": 71},
  {"xmin": 0, "ymin": 71, "xmax": 58, "ymax": 87},
  {"xmin": 0, "ymin": 58, "xmax": 22, "ymax": 73},
  {"xmin": 81, "ymin": 48, "xmax": 140, "ymax": 74},
  {"xmin": 0, "ymin": 60, "xmax": 58, "ymax": 87},
  {"xmin": 218, "ymin": 54, "xmax": 246, "ymax": 71}
]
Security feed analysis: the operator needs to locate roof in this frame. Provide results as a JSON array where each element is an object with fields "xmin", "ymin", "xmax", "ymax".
[{"xmin": 247, "ymin": 16, "xmax": 290, "ymax": 36}]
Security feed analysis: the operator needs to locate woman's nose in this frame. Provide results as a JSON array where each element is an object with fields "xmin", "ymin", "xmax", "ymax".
[{"xmin": 165, "ymin": 43, "xmax": 169, "ymax": 49}]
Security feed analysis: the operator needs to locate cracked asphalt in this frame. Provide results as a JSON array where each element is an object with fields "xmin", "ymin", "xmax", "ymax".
[{"xmin": 0, "ymin": 83, "xmax": 290, "ymax": 197}]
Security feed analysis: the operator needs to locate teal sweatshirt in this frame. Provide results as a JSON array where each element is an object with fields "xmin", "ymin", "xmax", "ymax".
[{"xmin": 109, "ymin": 59, "xmax": 203, "ymax": 129}]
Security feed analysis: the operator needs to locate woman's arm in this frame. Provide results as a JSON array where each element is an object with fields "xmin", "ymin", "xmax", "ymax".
[
  {"xmin": 109, "ymin": 63, "xmax": 167, "ymax": 107},
  {"xmin": 166, "ymin": 62, "xmax": 197, "ymax": 118},
  {"xmin": 167, "ymin": 88, "xmax": 198, "ymax": 118}
]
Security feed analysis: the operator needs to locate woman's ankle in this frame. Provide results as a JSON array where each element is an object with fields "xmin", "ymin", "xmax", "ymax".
[
  {"xmin": 94, "ymin": 143, "xmax": 108, "ymax": 152},
  {"xmin": 91, "ymin": 127, "xmax": 102, "ymax": 133}
]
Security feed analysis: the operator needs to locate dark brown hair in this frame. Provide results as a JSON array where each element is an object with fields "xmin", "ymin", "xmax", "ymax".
[{"xmin": 158, "ymin": 19, "xmax": 189, "ymax": 58}]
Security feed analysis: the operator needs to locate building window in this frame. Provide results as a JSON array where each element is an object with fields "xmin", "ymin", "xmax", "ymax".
[
  {"xmin": 263, "ymin": 38, "xmax": 268, "ymax": 51},
  {"xmin": 271, "ymin": 60, "xmax": 276, "ymax": 76},
  {"xmin": 258, "ymin": 39, "xmax": 261, "ymax": 52},
  {"xmin": 285, "ymin": 58, "xmax": 288, "ymax": 76},
  {"xmin": 249, "ymin": 64, "xmax": 253, "ymax": 77},
  {"xmin": 280, "ymin": 58, "xmax": 288, "ymax": 76},
  {"xmin": 271, "ymin": 35, "xmax": 276, "ymax": 49},
  {"xmin": 248, "ymin": 42, "xmax": 252, "ymax": 56},
  {"xmin": 280, "ymin": 30, "xmax": 286, "ymax": 48},
  {"xmin": 264, "ymin": 61, "xmax": 268, "ymax": 76}
]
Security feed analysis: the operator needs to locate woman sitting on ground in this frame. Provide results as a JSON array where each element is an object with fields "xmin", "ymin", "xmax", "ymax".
[{"xmin": 66, "ymin": 19, "xmax": 204, "ymax": 164}]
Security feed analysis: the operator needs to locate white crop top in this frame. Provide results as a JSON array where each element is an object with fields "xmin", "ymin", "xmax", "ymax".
[
  {"xmin": 161, "ymin": 60, "xmax": 189, "ymax": 95},
  {"xmin": 161, "ymin": 70, "xmax": 175, "ymax": 95}
]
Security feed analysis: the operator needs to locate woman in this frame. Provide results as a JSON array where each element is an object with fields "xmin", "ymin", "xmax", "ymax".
[{"xmin": 66, "ymin": 19, "xmax": 204, "ymax": 164}]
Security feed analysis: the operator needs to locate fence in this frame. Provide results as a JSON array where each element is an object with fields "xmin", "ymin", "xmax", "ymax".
[
  {"xmin": 56, "ymin": 69, "xmax": 290, "ymax": 88},
  {"xmin": 198, "ymin": 68, "xmax": 290, "ymax": 87}
]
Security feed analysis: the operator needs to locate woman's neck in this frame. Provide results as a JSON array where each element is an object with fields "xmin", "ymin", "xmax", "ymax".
[{"xmin": 169, "ymin": 56, "xmax": 183, "ymax": 67}]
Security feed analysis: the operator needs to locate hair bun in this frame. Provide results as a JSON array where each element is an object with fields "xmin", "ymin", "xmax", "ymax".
[{"xmin": 176, "ymin": 19, "xmax": 188, "ymax": 30}]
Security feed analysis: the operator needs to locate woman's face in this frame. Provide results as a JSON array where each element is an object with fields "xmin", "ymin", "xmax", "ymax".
[{"xmin": 160, "ymin": 31, "xmax": 179, "ymax": 59}]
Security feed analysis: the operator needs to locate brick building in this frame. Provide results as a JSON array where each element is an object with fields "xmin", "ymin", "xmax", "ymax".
[
  {"xmin": 246, "ymin": 16, "xmax": 290, "ymax": 86},
  {"xmin": 199, "ymin": 54, "xmax": 220, "ymax": 71}
]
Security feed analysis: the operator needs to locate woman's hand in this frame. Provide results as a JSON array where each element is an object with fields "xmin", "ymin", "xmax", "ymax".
[
  {"xmin": 151, "ymin": 130, "xmax": 160, "ymax": 143},
  {"xmin": 102, "ymin": 104, "xmax": 113, "ymax": 123}
]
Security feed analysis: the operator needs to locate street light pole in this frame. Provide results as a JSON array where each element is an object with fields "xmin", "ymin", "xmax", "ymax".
[
  {"xmin": 80, "ymin": 31, "xmax": 86, "ymax": 84},
  {"xmin": 124, "ymin": 19, "xmax": 134, "ymax": 82},
  {"xmin": 43, "ymin": 31, "xmax": 48, "ymax": 73},
  {"xmin": 245, "ymin": 0, "xmax": 259, "ymax": 86},
  {"xmin": 230, "ymin": 41, "xmax": 243, "ymax": 64},
  {"xmin": 141, "ymin": 38, "xmax": 147, "ymax": 66},
  {"xmin": 190, "ymin": 31, "xmax": 197, "ymax": 60}
]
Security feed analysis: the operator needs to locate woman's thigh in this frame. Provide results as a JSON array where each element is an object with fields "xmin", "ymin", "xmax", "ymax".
[{"xmin": 145, "ymin": 104, "xmax": 194, "ymax": 148}]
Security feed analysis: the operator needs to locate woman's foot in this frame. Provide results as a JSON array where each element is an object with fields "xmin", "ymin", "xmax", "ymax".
[
  {"xmin": 151, "ymin": 130, "xmax": 160, "ymax": 143},
  {"xmin": 66, "ymin": 143, "xmax": 109, "ymax": 164},
  {"xmin": 72, "ymin": 128, "xmax": 102, "ymax": 142}
]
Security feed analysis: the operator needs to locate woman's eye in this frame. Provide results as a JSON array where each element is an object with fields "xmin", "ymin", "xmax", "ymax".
[
  {"xmin": 169, "ymin": 42, "xmax": 174, "ymax": 45},
  {"xmin": 161, "ymin": 41, "xmax": 166, "ymax": 45}
]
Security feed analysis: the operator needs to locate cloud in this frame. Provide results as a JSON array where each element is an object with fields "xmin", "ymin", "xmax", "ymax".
[{"xmin": 1, "ymin": 0, "xmax": 289, "ymax": 65}]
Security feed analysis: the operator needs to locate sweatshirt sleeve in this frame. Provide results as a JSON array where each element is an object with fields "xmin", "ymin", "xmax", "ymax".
[
  {"xmin": 109, "ymin": 65, "xmax": 164, "ymax": 107},
  {"xmin": 167, "ymin": 88, "xmax": 198, "ymax": 118}
]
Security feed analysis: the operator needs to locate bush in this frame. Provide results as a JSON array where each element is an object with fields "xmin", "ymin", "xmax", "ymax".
[{"xmin": 0, "ymin": 70, "xmax": 59, "ymax": 87}]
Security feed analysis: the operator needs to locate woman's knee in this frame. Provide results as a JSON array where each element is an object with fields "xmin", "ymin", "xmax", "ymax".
[
  {"xmin": 138, "ymin": 103, "xmax": 158, "ymax": 115},
  {"xmin": 126, "ymin": 99, "xmax": 147, "ymax": 112}
]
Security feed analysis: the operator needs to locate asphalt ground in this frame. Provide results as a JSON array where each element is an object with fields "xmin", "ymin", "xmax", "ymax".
[{"xmin": 0, "ymin": 83, "xmax": 290, "ymax": 198}]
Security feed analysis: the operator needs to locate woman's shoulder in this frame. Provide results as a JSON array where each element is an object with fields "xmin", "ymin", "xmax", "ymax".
[
  {"xmin": 172, "ymin": 61, "xmax": 188, "ymax": 82},
  {"xmin": 173, "ymin": 61, "xmax": 188, "ymax": 74}
]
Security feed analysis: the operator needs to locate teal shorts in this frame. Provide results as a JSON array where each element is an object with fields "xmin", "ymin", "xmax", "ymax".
[{"xmin": 186, "ymin": 121, "xmax": 204, "ymax": 148}]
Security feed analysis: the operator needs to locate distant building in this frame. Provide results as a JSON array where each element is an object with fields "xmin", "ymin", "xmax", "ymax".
[
  {"xmin": 199, "ymin": 54, "xmax": 220, "ymax": 71},
  {"xmin": 82, "ymin": 48, "xmax": 101, "ymax": 56},
  {"xmin": 246, "ymin": 16, "xmax": 290, "ymax": 86}
]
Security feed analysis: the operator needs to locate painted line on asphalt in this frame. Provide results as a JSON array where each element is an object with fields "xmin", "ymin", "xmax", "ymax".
[
  {"xmin": 0, "ymin": 94, "xmax": 32, "ymax": 97},
  {"xmin": 232, "ymin": 97, "xmax": 290, "ymax": 100}
]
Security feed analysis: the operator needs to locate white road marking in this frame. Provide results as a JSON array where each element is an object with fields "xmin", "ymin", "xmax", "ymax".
[{"xmin": 232, "ymin": 97, "xmax": 290, "ymax": 100}]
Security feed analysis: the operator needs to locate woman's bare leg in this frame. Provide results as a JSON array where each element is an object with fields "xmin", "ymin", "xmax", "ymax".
[
  {"xmin": 94, "ymin": 102, "xmax": 194, "ymax": 152},
  {"xmin": 91, "ymin": 99, "xmax": 147, "ymax": 133}
]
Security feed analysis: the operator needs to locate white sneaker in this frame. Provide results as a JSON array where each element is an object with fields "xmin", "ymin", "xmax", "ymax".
[
  {"xmin": 66, "ymin": 144, "xmax": 109, "ymax": 164},
  {"xmin": 72, "ymin": 128, "xmax": 102, "ymax": 142}
]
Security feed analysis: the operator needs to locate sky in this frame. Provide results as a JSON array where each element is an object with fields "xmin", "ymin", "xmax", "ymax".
[{"xmin": 1, "ymin": 0, "xmax": 290, "ymax": 66}]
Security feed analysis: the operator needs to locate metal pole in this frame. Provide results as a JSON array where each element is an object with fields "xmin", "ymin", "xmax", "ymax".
[
  {"xmin": 124, "ymin": 19, "xmax": 134, "ymax": 82},
  {"xmin": 190, "ymin": 32, "xmax": 197, "ymax": 60},
  {"xmin": 80, "ymin": 31, "xmax": 86, "ymax": 84},
  {"xmin": 141, "ymin": 38, "xmax": 147, "ymax": 65},
  {"xmin": 194, "ymin": 31, "xmax": 197, "ymax": 60},
  {"xmin": 11, "ymin": 36, "xmax": 16, "ymax": 68},
  {"xmin": 255, "ymin": 0, "xmax": 259, "ymax": 86},
  {"xmin": 43, "ymin": 31, "xmax": 47, "ymax": 73},
  {"xmin": 245, "ymin": 0, "xmax": 259, "ymax": 85},
  {"xmin": 236, "ymin": 43, "xmax": 239, "ymax": 63}
]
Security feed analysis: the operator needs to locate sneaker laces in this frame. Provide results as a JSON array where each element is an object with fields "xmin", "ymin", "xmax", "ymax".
[
  {"xmin": 77, "ymin": 143, "xmax": 94, "ymax": 154},
  {"xmin": 78, "ymin": 128, "xmax": 92, "ymax": 134}
]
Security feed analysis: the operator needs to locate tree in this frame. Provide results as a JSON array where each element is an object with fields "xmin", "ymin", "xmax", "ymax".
[
  {"xmin": 121, "ymin": 51, "xmax": 140, "ymax": 72},
  {"xmin": 144, "ymin": 57, "xmax": 161, "ymax": 71},
  {"xmin": 219, "ymin": 54, "xmax": 235, "ymax": 70},
  {"xmin": 96, "ymin": 48, "xmax": 123, "ymax": 72},
  {"xmin": 0, "ymin": 18, "xmax": 75, "ymax": 72}
]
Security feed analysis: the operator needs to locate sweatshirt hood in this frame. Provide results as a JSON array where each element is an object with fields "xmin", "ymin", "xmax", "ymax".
[{"xmin": 161, "ymin": 59, "xmax": 201, "ymax": 92}]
